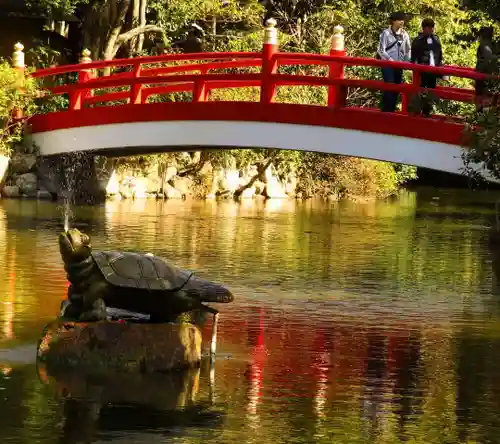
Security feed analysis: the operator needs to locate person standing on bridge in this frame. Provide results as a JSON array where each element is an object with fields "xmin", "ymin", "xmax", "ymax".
[
  {"xmin": 377, "ymin": 12, "xmax": 411, "ymax": 113},
  {"xmin": 410, "ymin": 18, "xmax": 445, "ymax": 116},
  {"xmin": 475, "ymin": 26, "xmax": 498, "ymax": 111}
]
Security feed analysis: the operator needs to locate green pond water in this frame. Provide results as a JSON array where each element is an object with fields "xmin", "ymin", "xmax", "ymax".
[{"xmin": 1, "ymin": 188, "xmax": 500, "ymax": 443}]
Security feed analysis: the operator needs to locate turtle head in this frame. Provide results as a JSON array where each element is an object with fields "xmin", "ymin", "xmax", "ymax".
[{"xmin": 59, "ymin": 228, "xmax": 92, "ymax": 264}]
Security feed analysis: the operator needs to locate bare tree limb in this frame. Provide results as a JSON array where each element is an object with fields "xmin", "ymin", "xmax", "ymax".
[
  {"xmin": 177, "ymin": 152, "xmax": 210, "ymax": 177},
  {"xmin": 116, "ymin": 25, "xmax": 167, "ymax": 45},
  {"xmin": 233, "ymin": 154, "xmax": 277, "ymax": 198}
]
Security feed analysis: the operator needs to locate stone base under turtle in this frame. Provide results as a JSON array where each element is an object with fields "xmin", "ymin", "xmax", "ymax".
[{"xmin": 37, "ymin": 320, "xmax": 202, "ymax": 374}]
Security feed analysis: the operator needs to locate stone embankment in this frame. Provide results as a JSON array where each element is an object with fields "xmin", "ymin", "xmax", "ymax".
[
  {"xmin": 0, "ymin": 153, "xmax": 297, "ymax": 201},
  {"xmin": 0, "ymin": 153, "xmax": 54, "ymax": 199}
]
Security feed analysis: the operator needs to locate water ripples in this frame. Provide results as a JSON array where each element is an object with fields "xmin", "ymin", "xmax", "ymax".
[{"xmin": 0, "ymin": 190, "xmax": 499, "ymax": 443}]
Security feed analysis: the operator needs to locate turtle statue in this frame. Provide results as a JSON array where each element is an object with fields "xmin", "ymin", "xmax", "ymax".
[{"xmin": 58, "ymin": 229, "xmax": 234, "ymax": 328}]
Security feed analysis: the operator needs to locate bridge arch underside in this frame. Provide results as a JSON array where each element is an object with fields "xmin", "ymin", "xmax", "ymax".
[{"xmin": 30, "ymin": 102, "xmax": 472, "ymax": 177}]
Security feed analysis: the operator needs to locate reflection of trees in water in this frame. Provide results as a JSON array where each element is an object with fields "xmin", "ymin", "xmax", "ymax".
[
  {"xmin": 102, "ymin": 194, "xmax": 489, "ymax": 302},
  {"xmin": 216, "ymin": 302, "xmax": 493, "ymax": 443},
  {"xmin": 456, "ymin": 326, "xmax": 500, "ymax": 444},
  {"xmin": 0, "ymin": 365, "xmax": 61, "ymax": 443},
  {"xmin": 359, "ymin": 330, "xmax": 424, "ymax": 443},
  {"xmin": 1, "ymin": 194, "xmax": 493, "ymax": 342},
  {"xmin": 0, "ymin": 305, "xmax": 496, "ymax": 443},
  {"xmin": 0, "ymin": 201, "xmax": 112, "ymax": 342}
]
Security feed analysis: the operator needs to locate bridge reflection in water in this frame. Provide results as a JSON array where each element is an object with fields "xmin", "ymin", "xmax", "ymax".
[{"xmin": 0, "ymin": 195, "xmax": 498, "ymax": 442}]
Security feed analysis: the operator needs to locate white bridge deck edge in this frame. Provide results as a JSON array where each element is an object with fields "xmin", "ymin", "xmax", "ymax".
[{"xmin": 31, "ymin": 120, "xmax": 475, "ymax": 177}]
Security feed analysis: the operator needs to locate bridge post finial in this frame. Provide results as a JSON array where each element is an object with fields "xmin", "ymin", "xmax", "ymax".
[
  {"xmin": 70, "ymin": 49, "xmax": 94, "ymax": 111},
  {"xmin": 328, "ymin": 25, "xmax": 346, "ymax": 108},
  {"xmin": 264, "ymin": 18, "xmax": 278, "ymax": 45},
  {"xmin": 331, "ymin": 25, "xmax": 344, "ymax": 52},
  {"xmin": 11, "ymin": 43, "xmax": 25, "ymax": 120},
  {"xmin": 261, "ymin": 18, "xmax": 279, "ymax": 104},
  {"xmin": 12, "ymin": 42, "xmax": 25, "ymax": 69},
  {"xmin": 80, "ymin": 48, "xmax": 92, "ymax": 65}
]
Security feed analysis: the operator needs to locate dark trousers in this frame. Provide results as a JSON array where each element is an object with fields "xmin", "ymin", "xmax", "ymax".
[
  {"xmin": 420, "ymin": 73, "xmax": 437, "ymax": 116},
  {"xmin": 381, "ymin": 68, "xmax": 403, "ymax": 112}
]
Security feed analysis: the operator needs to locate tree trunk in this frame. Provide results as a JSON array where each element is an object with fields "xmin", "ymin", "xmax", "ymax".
[
  {"xmin": 103, "ymin": 0, "xmax": 131, "ymax": 61},
  {"xmin": 129, "ymin": 0, "xmax": 141, "ymax": 55},
  {"xmin": 137, "ymin": 0, "xmax": 148, "ymax": 53},
  {"xmin": 79, "ymin": 0, "xmax": 164, "ymax": 70}
]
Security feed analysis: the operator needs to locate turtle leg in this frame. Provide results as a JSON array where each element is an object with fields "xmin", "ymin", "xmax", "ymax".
[
  {"xmin": 79, "ymin": 298, "xmax": 108, "ymax": 322},
  {"xmin": 60, "ymin": 289, "xmax": 85, "ymax": 321},
  {"xmin": 60, "ymin": 299, "xmax": 83, "ymax": 320}
]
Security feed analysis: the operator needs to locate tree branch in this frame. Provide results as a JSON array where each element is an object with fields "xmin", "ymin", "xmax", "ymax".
[
  {"xmin": 177, "ymin": 152, "xmax": 210, "ymax": 177},
  {"xmin": 116, "ymin": 25, "xmax": 167, "ymax": 45},
  {"xmin": 233, "ymin": 155, "xmax": 276, "ymax": 198}
]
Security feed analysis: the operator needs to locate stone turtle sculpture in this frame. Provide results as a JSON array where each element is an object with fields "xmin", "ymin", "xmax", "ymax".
[{"xmin": 58, "ymin": 229, "xmax": 234, "ymax": 329}]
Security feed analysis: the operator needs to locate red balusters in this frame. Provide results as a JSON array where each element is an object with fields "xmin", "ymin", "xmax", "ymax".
[
  {"xmin": 260, "ymin": 18, "xmax": 278, "ymax": 104},
  {"xmin": 405, "ymin": 70, "xmax": 422, "ymax": 113},
  {"xmin": 130, "ymin": 62, "xmax": 142, "ymax": 104},
  {"xmin": 193, "ymin": 67, "xmax": 208, "ymax": 102}
]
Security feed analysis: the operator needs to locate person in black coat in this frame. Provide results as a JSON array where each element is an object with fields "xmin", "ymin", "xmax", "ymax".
[
  {"xmin": 411, "ymin": 18, "xmax": 445, "ymax": 115},
  {"xmin": 475, "ymin": 26, "xmax": 498, "ymax": 110}
]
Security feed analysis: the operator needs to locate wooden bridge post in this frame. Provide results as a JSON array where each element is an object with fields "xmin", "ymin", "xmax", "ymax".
[
  {"xmin": 328, "ymin": 25, "xmax": 346, "ymax": 108},
  {"xmin": 260, "ymin": 18, "xmax": 279, "ymax": 104},
  {"xmin": 69, "ymin": 49, "xmax": 94, "ymax": 111},
  {"xmin": 11, "ymin": 42, "xmax": 25, "ymax": 119}
]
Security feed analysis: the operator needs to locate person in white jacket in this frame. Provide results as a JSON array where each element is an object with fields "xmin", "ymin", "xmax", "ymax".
[{"xmin": 377, "ymin": 12, "xmax": 411, "ymax": 112}]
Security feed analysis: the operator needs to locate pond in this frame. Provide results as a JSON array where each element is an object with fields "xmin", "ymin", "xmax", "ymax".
[{"xmin": 0, "ymin": 188, "xmax": 499, "ymax": 443}]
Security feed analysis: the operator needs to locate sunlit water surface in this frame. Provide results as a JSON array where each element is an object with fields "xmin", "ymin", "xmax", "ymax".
[{"xmin": 1, "ymin": 189, "xmax": 500, "ymax": 443}]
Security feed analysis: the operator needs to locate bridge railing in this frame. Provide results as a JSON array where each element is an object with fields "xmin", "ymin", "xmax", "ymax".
[{"xmin": 23, "ymin": 19, "xmax": 492, "ymax": 117}]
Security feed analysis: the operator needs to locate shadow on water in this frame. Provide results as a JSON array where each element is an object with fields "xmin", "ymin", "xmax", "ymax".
[{"xmin": 37, "ymin": 361, "xmax": 224, "ymax": 443}]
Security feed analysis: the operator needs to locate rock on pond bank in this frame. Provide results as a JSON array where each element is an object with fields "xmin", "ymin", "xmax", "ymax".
[
  {"xmin": 0, "ymin": 153, "xmax": 296, "ymax": 202},
  {"xmin": 0, "ymin": 152, "xmax": 411, "ymax": 202}
]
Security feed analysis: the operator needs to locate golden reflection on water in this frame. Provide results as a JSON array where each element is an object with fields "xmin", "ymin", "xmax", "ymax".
[{"xmin": 0, "ymin": 190, "xmax": 500, "ymax": 443}]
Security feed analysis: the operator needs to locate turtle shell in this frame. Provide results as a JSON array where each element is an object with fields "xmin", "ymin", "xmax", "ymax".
[{"xmin": 91, "ymin": 251, "xmax": 192, "ymax": 291}]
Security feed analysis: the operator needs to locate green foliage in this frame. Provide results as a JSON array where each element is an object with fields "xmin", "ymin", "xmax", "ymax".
[
  {"xmin": 0, "ymin": 61, "xmax": 39, "ymax": 156},
  {"xmin": 26, "ymin": 41, "xmax": 63, "ymax": 69},
  {"xmin": 296, "ymin": 152, "xmax": 410, "ymax": 199},
  {"xmin": 25, "ymin": 0, "xmax": 87, "ymax": 16},
  {"xmin": 462, "ymin": 105, "xmax": 500, "ymax": 183},
  {"xmin": 460, "ymin": 49, "xmax": 500, "ymax": 183},
  {"xmin": 150, "ymin": 0, "xmax": 264, "ymax": 45}
]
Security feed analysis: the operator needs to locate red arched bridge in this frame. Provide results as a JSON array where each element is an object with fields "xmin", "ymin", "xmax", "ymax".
[{"xmin": 24, "ymin": 21, "xmax": 490, "ymax": 178}]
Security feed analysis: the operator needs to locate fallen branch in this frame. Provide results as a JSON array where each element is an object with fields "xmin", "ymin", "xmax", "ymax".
[
  {"xmin": 233, "ymin": 155, "xmax": 276, "ymax": 198},
  {"xmin": 177, "ymin": 152, "xmax": 210, "ymax": 177}
]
